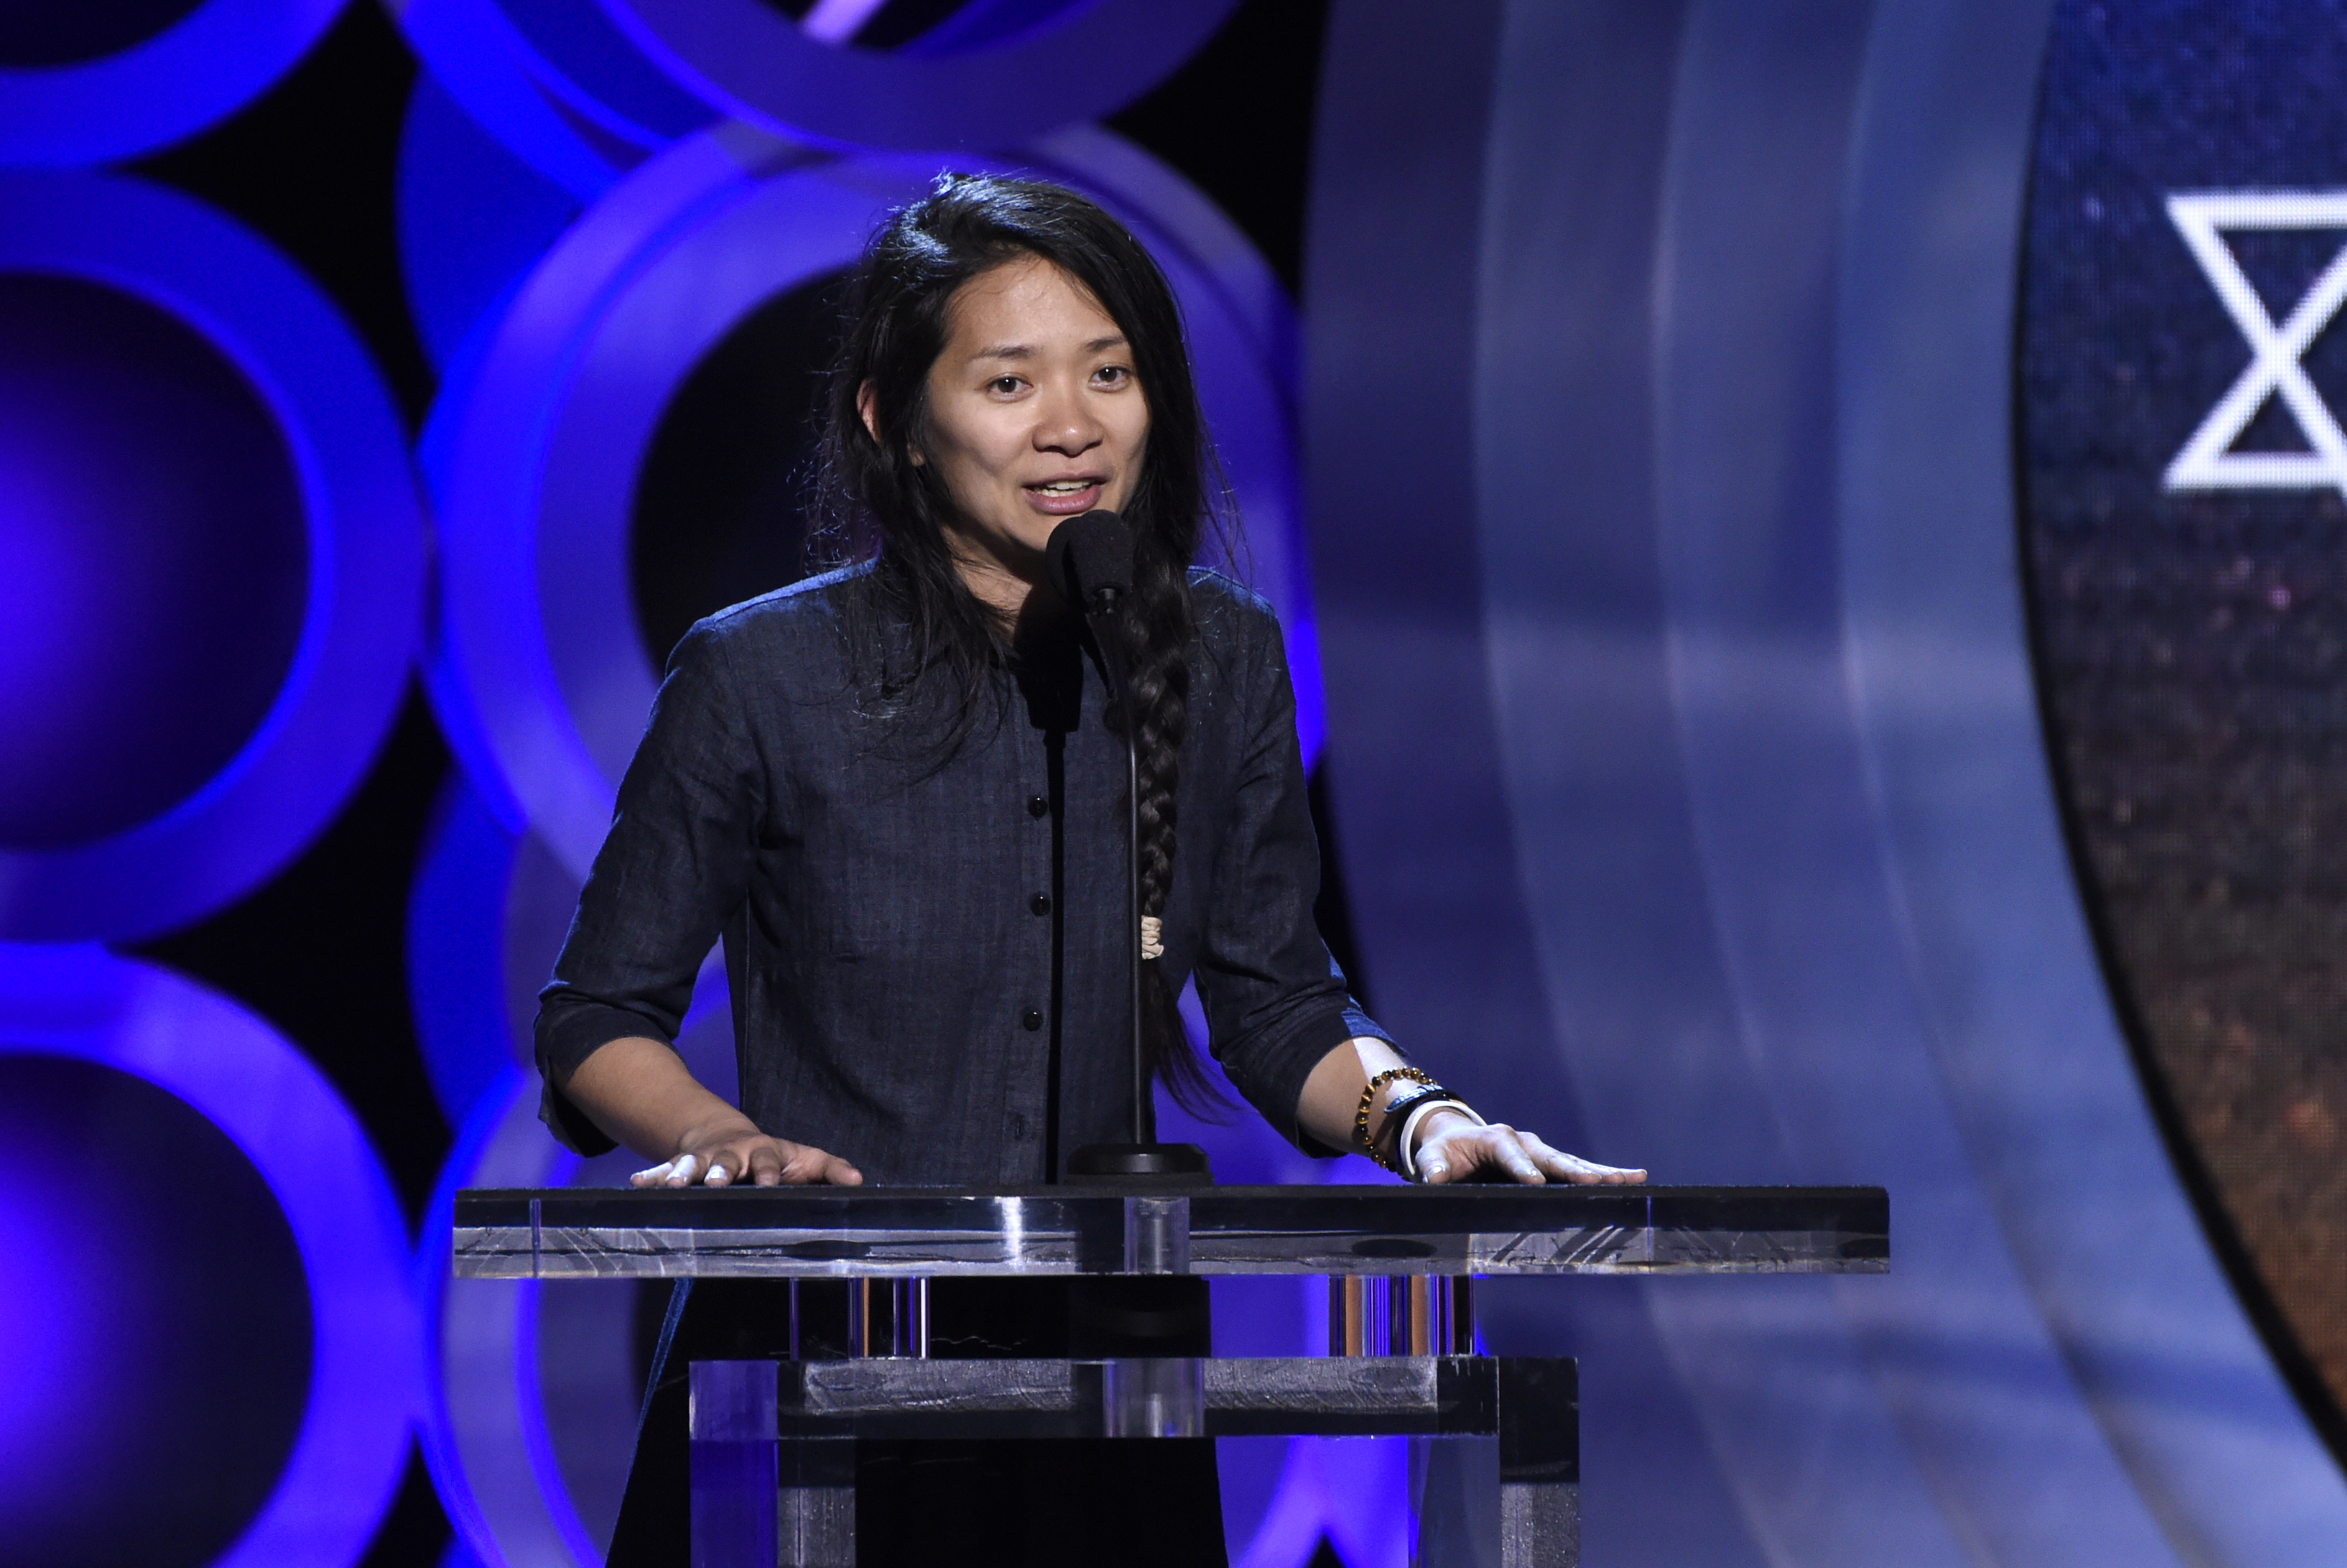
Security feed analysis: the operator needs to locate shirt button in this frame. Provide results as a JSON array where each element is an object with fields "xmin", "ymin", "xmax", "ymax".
[
  {"xmin": 1022, "ymin": 1008, "xmax": 1043, "ymax": 1031},
  {"xmin": 1028, "ymin": 794, "xmax": 1049, "ymax": 818},
  {"xmin": 1029, "ymin": 892, "xmax": 1051, "ymax": 915}
]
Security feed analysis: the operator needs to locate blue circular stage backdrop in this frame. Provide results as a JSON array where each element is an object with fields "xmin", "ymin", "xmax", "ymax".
[
  {"xmin": 0, "ymin": 171, "xmax": 424, "ymax": 945},
  {"xmin": 4, "ymin": 3, "xmax": 2346, "ymax": 1567}
]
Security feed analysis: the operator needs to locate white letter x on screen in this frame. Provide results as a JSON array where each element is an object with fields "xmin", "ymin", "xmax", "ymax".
[{"xmin": 2165, "ymin": 190, "xmax": 2347, "ymax": 500}]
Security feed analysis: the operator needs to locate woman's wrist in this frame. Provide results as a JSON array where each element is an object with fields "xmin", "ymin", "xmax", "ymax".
[
  {"xmin": 1400, "ymin": 1101, "xmax": 1485, "ymax": 1180},
  {"xmin": 1354, "ymin": 1066, "xmax": 1441, "ymax": 1171}
]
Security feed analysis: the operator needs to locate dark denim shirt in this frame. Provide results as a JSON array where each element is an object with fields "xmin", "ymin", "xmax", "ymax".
[{"xmin": 535, "ymin": 566, "xmax": 1390, "ymax": 1185}]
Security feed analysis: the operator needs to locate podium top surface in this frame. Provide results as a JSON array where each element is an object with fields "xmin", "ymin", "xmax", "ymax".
[{"xmin": 452, "ymin": 1183, "xmax": 1887, "ymax": 1279}]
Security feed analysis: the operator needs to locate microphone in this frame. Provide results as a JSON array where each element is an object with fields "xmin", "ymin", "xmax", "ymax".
[
  {"xmin": 1046, "ymin": 509, "xmax": 1137, "ymax": 716},
  {"xmin": 1046, "ymin": 507, "xmax": 1135, "ymax": 613},
  {"xmin": 1047, "ymin": 512, "xmax": 1211, "ymax": 1186}
]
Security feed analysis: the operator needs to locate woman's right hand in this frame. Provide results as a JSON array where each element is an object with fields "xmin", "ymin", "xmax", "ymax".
[
  {"xmin": 630, "ymin": 1126, "xmax": 862, "ymax": 1188},
  {"xmin": 563, "ymin": 1036, "xmax": 863, "ymax": 1187}
]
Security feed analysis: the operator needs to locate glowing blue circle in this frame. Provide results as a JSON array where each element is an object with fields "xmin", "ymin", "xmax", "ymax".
[
  {"xmin": 0, "ymin": 171, "xmax": 425, "ymax": 943},
  {"xmin": 0, "ymin": 0, "xmax": 342, "ymax": 166},
  {"xmin": 0, "ymin": 272, "xmax": 311, "ymax": 850},
  {"xmin": 602, "ymin": 0, "xmax": 1247, "ymax": 150},
  {"xmin": 394, "ymin": 0, "xmax": 718, "ymax": 201},
  {"xmin": 424, "ymin": 1075, "xmax": 604, "ymax": 1568},
  {"xmin": 406, "ymin": 781, "xmax": 529, "ymax": 1130},
  {"xmin": 432, "ymin": 126, "xmax": 1315, "ymax": 883},
  {"xmin": 394, "ymin": 73, "xmax": 584, "ymax": 372},
  {"xmin": 0, "ymin": 943, "xmax": 420, "ymax": 1568},
  {"xmin": 481, "ymin": 0, "xmax": 710, "ymax": 147}
]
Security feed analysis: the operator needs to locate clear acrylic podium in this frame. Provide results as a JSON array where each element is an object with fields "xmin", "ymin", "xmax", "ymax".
[{"xmin": 453, "ymin": 1184, "xmax": 1887, "ymax": 1567}]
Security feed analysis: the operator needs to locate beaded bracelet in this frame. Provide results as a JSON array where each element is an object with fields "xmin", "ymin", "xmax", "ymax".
[{"xmin": 1354, "ymin": 1066, "xmax": 1441, "ymax": 1173}]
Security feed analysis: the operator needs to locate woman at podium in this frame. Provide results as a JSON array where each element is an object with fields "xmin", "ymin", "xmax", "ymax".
[{"xmin": 532, "ymin": 173, "xmax": 1642, "ymax": 1566}]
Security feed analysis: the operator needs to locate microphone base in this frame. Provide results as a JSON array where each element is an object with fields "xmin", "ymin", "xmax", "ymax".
[{"xmin": 1064, "ymin": 1142, "xmax": 1214, "ymax": 1187}]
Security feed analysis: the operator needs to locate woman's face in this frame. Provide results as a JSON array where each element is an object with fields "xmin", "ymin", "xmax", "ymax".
[{"xmin": 913, "ymin": 254, "xmax": 1151, "ymax": 593}]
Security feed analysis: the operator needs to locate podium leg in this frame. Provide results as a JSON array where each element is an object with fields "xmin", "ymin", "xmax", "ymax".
[
  {"xmin": 689, "ymin": 1361, "xmax": 857, "ymax": 1567},
  {"xmin": 1497, "ymin": 1360, "xmax": 1579, "ymax": 1567},
  {"xmin": 1410, "ymin": 1435, "xmax": 1499, "ymax": 1568},
  {"xmin": 778, "ymin": 1438, "xmax": 855, "ymax": 1568},
  {"xmin": 690, "ymin": 1361, "xmax": 778, "ymax": 1568}
]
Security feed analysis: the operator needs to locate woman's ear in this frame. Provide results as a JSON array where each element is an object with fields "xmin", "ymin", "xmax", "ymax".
[{"xmin": 859, "ymin": 379, "xmax": 924, "ymax": 465}]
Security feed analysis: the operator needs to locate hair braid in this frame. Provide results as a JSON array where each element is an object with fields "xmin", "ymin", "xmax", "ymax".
[
  {"xmin": 1124, "ymin": 544, "xmax": 1226, "ymax": 1117},
  {"xmin": 1126, "ymin": 570, "xmax": 1188, "ymax": 917}
]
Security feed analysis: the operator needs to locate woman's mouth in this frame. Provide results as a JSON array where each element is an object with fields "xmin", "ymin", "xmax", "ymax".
[{"xmin": 1024, "ymin": 477, "xmax": 1106, "ymax": 514}]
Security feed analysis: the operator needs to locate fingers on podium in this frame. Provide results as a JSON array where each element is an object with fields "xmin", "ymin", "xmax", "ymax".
[
  {"xmin": 630, "ymin": 1154, "xmax": 693, "ymax": 1187},
  {"xmin": 1480, "ymin": 1124, "xmax": 1546, "ymax": 1185}
]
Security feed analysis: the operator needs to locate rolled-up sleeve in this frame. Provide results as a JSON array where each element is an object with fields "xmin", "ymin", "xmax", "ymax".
[
  {"xmin": 1193, "ymin": 611, "xmax": 1397, "ymax": 1155},
  {"xmin": 534, "ymin": 621, "xmax": 765, "ymax": 1152}
]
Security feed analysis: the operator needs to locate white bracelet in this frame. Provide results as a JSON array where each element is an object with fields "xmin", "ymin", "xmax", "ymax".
[{"xmin": 1399, "ymin": 1098, "xmax": 1485, "ymax": 1180}]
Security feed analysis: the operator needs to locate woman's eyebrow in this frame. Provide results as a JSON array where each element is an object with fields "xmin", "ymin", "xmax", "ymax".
[{"xmin": 968, "ymin": 333, "xmax": 1128, "ymax": 360}]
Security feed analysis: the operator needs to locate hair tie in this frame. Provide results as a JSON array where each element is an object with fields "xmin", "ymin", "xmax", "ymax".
[{"xmin": 1140, "ymin": 915, "xmax": 1164, "ymax": 961}]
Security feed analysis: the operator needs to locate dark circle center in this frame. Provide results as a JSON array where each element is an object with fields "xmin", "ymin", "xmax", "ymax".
[{"xmin": 0, "ymin": 274, "xmax": 309, "ymax": 852}]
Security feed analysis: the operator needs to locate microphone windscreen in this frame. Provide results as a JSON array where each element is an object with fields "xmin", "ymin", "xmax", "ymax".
[{"xmin": 1046, "ymin": 509, "xmax": 1135, "ymax": 602}]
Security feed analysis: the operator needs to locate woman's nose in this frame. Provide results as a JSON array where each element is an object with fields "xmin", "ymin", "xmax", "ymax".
[{"xmin": 1033, "ymin": 384, "xmax": 1103, "ymax": 454}]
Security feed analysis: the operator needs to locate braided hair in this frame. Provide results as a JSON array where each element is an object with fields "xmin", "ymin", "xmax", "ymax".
[{"xmin": 815, "ymin": 173, "xmax": 1230, "ymax": 1114}]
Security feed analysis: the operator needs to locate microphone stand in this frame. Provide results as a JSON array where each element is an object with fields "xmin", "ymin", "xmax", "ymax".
[
  {"xmin": 1120, "ymin": 644, "xmax": 1145, "ymax": 1143},
  {"xmin": 1065, "ymin": 582, "xmax": 1210, "ymax": 1187}
]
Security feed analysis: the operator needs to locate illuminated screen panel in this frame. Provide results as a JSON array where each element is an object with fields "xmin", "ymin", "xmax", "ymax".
[{"xmin": 2019, "ymin": 0, "xmax": 2347, "ymax": 1441}]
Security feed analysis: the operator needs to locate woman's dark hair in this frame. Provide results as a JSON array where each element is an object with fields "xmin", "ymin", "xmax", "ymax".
[{"xmin": 815, "ymin": 171, "xmax": 1230, "ymax": 1115}]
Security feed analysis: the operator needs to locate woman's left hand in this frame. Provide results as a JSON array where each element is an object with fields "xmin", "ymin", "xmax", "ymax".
[{"xmin": 1413, "ymin": 1110, "xmax": 1645, "ymax": 1186}]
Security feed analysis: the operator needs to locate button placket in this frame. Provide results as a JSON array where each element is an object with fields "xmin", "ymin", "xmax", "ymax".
[{"xmin": 1008, "ymin": 747, "xmax": 1054, "ymax": 1166}]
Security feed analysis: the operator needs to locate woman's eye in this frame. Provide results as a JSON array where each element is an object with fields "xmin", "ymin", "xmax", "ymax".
[
  {"xmin": 1094, "ymin": 365, "xmax": 1131, "ymax": 387},
  {"xmin": 989, "ymin": 376, "xmax": 1022, "ymax": 395}
]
